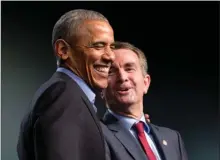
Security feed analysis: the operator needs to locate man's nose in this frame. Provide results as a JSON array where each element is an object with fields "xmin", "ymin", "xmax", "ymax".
[
  {"xmin": 102, "ymin": 47, "xmax": 115, "ymax": 62},
  {"xmin": 117, "ymin": 69, "xmax": 128, "ymax": 82}
]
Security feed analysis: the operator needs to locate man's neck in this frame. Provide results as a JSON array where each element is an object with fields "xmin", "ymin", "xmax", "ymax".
[
  {"xmin": 110, "ymin": 103, "xmax": 143, "ymax": 120},
  {"xmin": 59, "ymin": 64, "xmax": 102, "ymax": 94}
]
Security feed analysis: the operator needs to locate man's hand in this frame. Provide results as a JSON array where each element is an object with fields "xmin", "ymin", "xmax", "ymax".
[{"xmin": 145, "ymin": 114, "xmax": 150, "ymax": 123}]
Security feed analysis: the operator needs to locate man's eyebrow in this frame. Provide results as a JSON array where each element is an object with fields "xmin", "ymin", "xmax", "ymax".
[
  {"xmin": 94, "ymin": 41, "xmax": 107, "ymax": 44},
  {"xmin": 124, "ymin": 62, "xmax": 136, "ymax": 67},
  {"xmin": 90, "ymin": 41, "xmax": 106, "ymax": 46},
  {"xmin": 84, "ymin": 41, "xmax": 105, "ymax": 48},
  {"xmin": 87, "ymin": 41, "xmax": 116, "ymax": 48}
]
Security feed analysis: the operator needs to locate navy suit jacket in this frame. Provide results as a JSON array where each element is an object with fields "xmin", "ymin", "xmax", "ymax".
[
  {"xmin": 101, "ymin": 111, "xmax": 188, "ymax": 160},
  {"xmin": 17, "ymin": 71, "xmax": 106, "ymax": 160}
]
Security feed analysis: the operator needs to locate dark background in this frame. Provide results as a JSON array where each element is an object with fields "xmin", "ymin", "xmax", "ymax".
[{"xmin": 2, "ymin": 1, "xmax": 219, "ymax": 160}]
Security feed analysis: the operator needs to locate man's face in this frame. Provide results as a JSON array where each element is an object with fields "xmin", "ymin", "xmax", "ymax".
[
  {"xmin": 69, "ymin": 20, "xmax": 115, "ymax": 90},
  {"xmin": 104, "ymin": 49, "xmax": 150, "ymax": 107}
]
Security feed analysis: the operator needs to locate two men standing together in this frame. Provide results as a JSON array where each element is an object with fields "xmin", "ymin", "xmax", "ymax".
[{"xmin": 17, "ymin": 9, "xmax": 187, "ymax": 160}]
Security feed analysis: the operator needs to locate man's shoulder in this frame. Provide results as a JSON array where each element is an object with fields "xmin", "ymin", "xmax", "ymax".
[
  {"xmin": 35, "ymin": 71, "xmax": 80, "ymax": 97},
  {"xmin": 149, "ymin": 123, "xmax": 180, "ymax": 136},
  {"xmin": 149, "ymin": 123, "xmax": 186, "ymax": 145},
  {"xmin": 34, "ymin": 72, "xmax": 67, "ymax": 97},
  {"xmin": 29, "ymin": 72, "xmax": 82, "ymax": 109}
]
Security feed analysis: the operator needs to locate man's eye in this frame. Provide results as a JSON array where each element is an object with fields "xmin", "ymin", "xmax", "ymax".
[
  {"xmin": 94, "ymin": 44, "xmax": 104, "ymax": 48},
  {"xmin": 110, "ymin": 45, "xmax": 115, "ymax": 49},
  {"xmin": 126, "ymin": 68, "xmax": 135, "ymax": 72},
  {"xmin": 91, "ymin": 43, "xmax": 106, "ymax": 49}
]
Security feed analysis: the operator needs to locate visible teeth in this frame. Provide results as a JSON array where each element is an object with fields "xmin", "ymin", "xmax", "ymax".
[{"xmin": 96, "ymin": 67, "xmax": 109, "ymax": 72}]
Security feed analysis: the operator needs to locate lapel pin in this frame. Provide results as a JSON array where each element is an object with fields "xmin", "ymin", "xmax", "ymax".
[{"xmin": 162, "ymin": 140, "xmax": 167, "ymax": 146}]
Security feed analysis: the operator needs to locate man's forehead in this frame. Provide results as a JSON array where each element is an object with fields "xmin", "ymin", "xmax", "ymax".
[
  {"xmin": 112, "ymin": 57, "xmax": 137, "ymax": 68},
  {"xmin": 76, "ymin": 20, "xmax": 114, "ymax": 45},
  {"xmin": 114, "ymin": 49, "xmax": 138, "ymax": 61},
  {"xmin": 114, "ymin": 48, "xmax": 136, "ymax": 55},
  {"xmin": 112, "ymin": 61, "xmax": 137, "ymax": 68},
  {"xmin": 83, "ymin": 20, "xmax": 113, "ymax": 32}
]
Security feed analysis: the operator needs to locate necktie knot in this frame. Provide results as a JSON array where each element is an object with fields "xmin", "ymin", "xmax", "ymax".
[{"xmin": 134, "ymin": 121, "xmax": 145, "ymax": 134}]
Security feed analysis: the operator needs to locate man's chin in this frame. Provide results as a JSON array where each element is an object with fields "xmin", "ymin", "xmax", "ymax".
[
  {"xmin": 116, "ymin": 99, "xmax": 134, "ymax": 105},
  {"xmin": 93, "ymin": 81, "xmax": 108, "ymax": 92}
]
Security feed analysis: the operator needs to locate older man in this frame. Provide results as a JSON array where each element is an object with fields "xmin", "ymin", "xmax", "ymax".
[
  {"xmin": 102, "ymin": 42, "xmax": 188, "ymax": 160},
  {"xmin": 17, "ymin": 9, "xmax": 115, "ymax": 160}
]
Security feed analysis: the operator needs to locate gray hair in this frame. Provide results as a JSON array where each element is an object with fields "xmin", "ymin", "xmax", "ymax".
[
  {"xmin": 52, "ymin": 9, "xmax": 109, "ymax": 48},
  {"xmin": 113, "ymin": 41, "xmax": 148, "ymax": 75}
]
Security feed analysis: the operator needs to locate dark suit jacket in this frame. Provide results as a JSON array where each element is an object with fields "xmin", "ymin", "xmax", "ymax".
[
  {"xmin": 17, "ymin": 71, "xmax": 106, "ymax": 160},
  {"xmin": 101, "ymin": 111, "xmax": 188, "ymax": 160}
]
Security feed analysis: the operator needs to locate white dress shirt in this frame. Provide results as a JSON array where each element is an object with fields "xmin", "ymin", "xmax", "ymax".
[{"xmin": 108, "ymin": 109, "xmax": 161, "ymax": 160}]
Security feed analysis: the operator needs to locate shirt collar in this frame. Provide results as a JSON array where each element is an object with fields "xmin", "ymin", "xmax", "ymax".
[
  {"xmin": 108, "ymin": 109, "xmax": 150, "ymax": 134},
  {"xmin": 57, "ymin": 67, "xmax": 96, "ymax": 104}
]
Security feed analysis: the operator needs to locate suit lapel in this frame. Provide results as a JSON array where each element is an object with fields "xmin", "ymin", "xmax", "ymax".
[
  {"xmin": 149, "ymin": 124, "xmax": 170, "ymax": 160},
  {"xmin": 115, "ymin": 128, "xmax": 148, "ymax": 160},
  {"xmin": 54, "ymin": 72, "xmax": 98, "ymax": 117},
  {"xmin": 77, "ymin": 84, "xmax": 103, "ymax": 136},
  {"xmin": 102, "ymin": 112, "xmax": 147, "ymax": 160},
  {"xmin": 54, "ymin": 71, "xmax": 99, "ymax": 121}
]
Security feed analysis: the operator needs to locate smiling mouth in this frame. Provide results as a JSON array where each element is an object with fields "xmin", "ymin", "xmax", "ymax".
[
  {"xmin": 94, "ymin": 65, "xmax": 110, "ymax": 77},
  {"xmin": 117, "ymin": 88, "xmax": 131, "ymax": 94}
]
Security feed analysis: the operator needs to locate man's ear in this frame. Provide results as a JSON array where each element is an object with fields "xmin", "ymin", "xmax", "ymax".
[
  {"xmin": 143, "ymin": 74, "xmax": 151, "ymax": 94},
  {"xmin": 54, "ymin": 39, "xmax": 71, "ymax": 60}
]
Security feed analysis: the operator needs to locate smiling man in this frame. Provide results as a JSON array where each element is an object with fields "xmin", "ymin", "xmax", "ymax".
[
  {"xmin": 102, "ymin": 42, "xmax": 188, "ymax": 160},
  {"xmin": 17, "ymin": 9, "xmax": 115, "ymax": 160}
]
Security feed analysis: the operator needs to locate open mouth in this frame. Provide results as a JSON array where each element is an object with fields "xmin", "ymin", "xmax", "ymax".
[
  {"xmin": 117, "ymin": 88, "xmax": 131, "ymax": 94},
  {"xmin": 94, "ymin": 65, "xmax": 110, "ymax": 77}
]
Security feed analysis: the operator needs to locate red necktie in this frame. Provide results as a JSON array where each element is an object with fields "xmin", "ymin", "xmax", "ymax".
[{"xmin": 134, "ymin": 122, "xmax": 157, "ymax": 160}]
